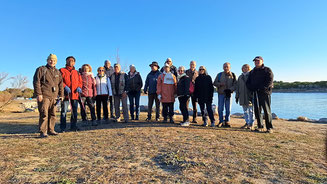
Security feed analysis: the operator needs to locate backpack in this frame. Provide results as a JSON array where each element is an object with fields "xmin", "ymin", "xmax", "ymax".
[{"xmin": 218, "ymin": 72, "xmax": 236, "ymax": 83}]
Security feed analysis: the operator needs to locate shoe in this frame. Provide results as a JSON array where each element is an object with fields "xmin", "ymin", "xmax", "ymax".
[
  {"xmin": 254, "ymin": 128, "xmax": 264, "ymax": 132},
  {"xmin": 169, "ymin": 118, "xmax": 175, "ymax": 124},
  {"xmin": 211, "ymin": 122, "xmax": 215, "ymax": 127},
  {"xmin": 135, "ymin": 116, "xmax": 139, "ymax": 120},
  {"xmin": 202, "ymin": 122, "xmax": 208, "ymax": 127},
  {"xmin": 267, "ymin": 129, "xmax": 274, "ymax": 133},
  {"xmin": 249, "ymin": 126, "xmax": 255, "ymax": 131},
  {"xmin": 48, "ymin": 131, "xmax": 58, "ymax": 136},
  {"xmin": 115, "ymin": 117, "xmax": 121, "ymax": 122},
  {"xmin": 241, "ymin": 124, "xmax": 247, "ymax": 129},
  {"xmin": 162, "ymin": 118, "xmax": 168, "ymax": 123},
  {"xmin": 181, "ymin": 121, "xmax": 190, "ymax": 126},
  {"xmin": 145, "ymin": 117, "xmax": 151, "ymax": 122},
  {"xmin": 225, "ymin": 121, "xmax": 231, "ymax": 128},
  {"xmin": 131, "ymin": 116, "xmax": 134, "ymax": 120},
  {"xmin": 155, "ymin": 117, "xmax": 160, "ymax": 122},
  {"xmin": 40, "ymin": 133, "xmax": 48, "ymax": 138},
  {"xmin": 110, "ymin": 115, "xmax": 115, "ymax": 119},
  {"xmin": 92, "ymin": 121, "xmax": 98, "ymax": 126}
]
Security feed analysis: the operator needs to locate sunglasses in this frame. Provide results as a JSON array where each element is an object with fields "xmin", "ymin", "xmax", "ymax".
[
  {"xmin": 178, "ymin": 70, "xmax": 184, "ymax": 72},
  {"xmin": 99, "ymin": 70, "xmax": 104, "ymax": 71},
  {"xmin": 199, "ymin": 69, "xmax": 205, "ymax": 71}
]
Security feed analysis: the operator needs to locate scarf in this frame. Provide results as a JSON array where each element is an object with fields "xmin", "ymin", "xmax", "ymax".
[
  {"xmin": 163, "ymin": 71, "xmax": 175, "ymax": 84},
  {"xmin": 65, "ymin": 65, "xmax": 75, "ymax": 72},
  {"xmin": 129, "ymin": 71, "xmax": 137, "ymax": 79},
  {"xmin": 177, "ymin": 73, "xmax": 186, "ymax": 80}
]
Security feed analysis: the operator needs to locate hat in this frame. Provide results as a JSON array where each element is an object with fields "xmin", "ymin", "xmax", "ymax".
[
  {"xmin": 114, "ymin": 63, "xmax": 121, "ymax": 68},
  {"xmin": 47, "ymin": 54, "xmax": 57, "ymax": 61},
  {"xmin": 149, "ymin": 61, "xmax": 160, "ymax": 68},
  {"xmin": 253, "ymin": 56, "xmax": 264, "ymax": 61}
]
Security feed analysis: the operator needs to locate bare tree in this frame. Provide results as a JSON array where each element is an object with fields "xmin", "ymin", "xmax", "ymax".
[{"xmin": 0, "ymin": 72, "xmax": 10, "ymax": 86}]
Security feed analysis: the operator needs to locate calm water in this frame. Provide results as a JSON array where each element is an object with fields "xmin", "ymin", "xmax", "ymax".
[{"xmin": 139, "ymin": 93, "xmax": 327, "ymax": 120}]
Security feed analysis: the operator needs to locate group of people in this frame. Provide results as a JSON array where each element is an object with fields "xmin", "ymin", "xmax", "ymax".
[{"xmin": 33, "ymin": 54, "xmax": 274, "ymax": 138}]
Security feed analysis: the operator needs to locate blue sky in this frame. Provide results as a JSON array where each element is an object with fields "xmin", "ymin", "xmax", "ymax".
[{"xmin": 0, "ymin": 0, "xmax": 326, "ymax": 89}]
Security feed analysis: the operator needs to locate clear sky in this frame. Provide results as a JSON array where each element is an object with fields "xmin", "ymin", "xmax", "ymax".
[{"xmin": 0, "ymin": 0, "xmax": 326, "ymax": 89}]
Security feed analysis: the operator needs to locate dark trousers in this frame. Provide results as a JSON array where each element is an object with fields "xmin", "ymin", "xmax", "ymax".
[
  {"xmin": 253, "ymin": 91, "xmax": 273, "ymax": 130},
  {"xmin": 186, "ymin": 94, "xmax": 197, "ymax": 120},
  {"xmin": 81, "ymin": 97, "xmax": 96, "ymax": 121},
  {"xmin": 60, "ymin": 99, "xmax": 78, "ymax": 130},
  {"xmin": 96, "ymin": 95, "xmax": 108, "ymax": 120},
  {"xmin": 162, "ymin": 102, "xmax": 174, "ymax": 119},
  {"xmin": 179, "ymin": 96, "xmax": 190, "ymax": 122},
  {"xmin": 128, "ymin": 91, "xmax": 141, "ymax": 119},
  {"xmin": 199, "ymin": 102, "xmax": 215, "ymax": 123},
  {"xmin": 148, "ymin": 93, "xmax": 160, "ymax": 119},
  {"xmin": 38, "ymin": 98, "xmax": 56, "ymax": 134},
  {"xmin": 109, "ymin": 96, "xmax": 114, "ymax": 118}
]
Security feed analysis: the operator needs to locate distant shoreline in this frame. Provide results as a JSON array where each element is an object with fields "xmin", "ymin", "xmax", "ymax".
[{"xmin": 272, "ymin": 88, "xmax": 327, "ymax": 93}]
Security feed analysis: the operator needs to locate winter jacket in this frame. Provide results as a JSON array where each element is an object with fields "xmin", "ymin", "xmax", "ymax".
[
  {"xmin": 95, "ymin": 74, "xmax": 112, "ymax": 96},
  {"xmin": 160, "ymin": 65, "xmax": 178, "ymax": 77},
  {"xmin": 104, "ymin": 65, "xmax": 114, "ymax": 78},
  {"xmin": 126, "ymin": 71, "xmax": 143, "ymax": 92},
  {"xmin": 194, "ymin": 74, "xmax": 214, "ymax": 104},
  {"xmin": 235, "ymin": 73, "xmax": 253, "ymax": 106},
  {"xmin": 81, "ymin": 72, "xmax": 97, "ymax": 97},
  {"xmin": 213, "ymin": 71, "xmax": 237, "ymax": 95},
  {"xmin": 177, "ymin": 75, "xmax": 191, "ymax": 96},
  {"xmin": 185, "ymin": 69, "xmax": 198, "ymax": 84},
  {"xmin": 157, "ymin": 72, "xmax": 177, "ymax": 103},
  {"xmin": 246, "ymin": 64, "xmax": 274, "ymax": 95},
  {"xmin": 33, "ymin": 64, "xmax": 64, "ymax": 99},
  {"xmin": 144, "ymin": 70, "xmax": 161, "ymax": 94},
  {"xmin": 60, "ymin": 66, "xmax": 83, "ymax": 100},
  {"xmin": 110, "ymin": 72, "xmax": 128, "ymax": 96}
]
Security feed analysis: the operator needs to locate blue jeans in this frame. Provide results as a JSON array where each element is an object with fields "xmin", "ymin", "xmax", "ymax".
[
  {"xmin": 128, "ymin": 91, "xmax": 141, "ymax": 119},
  {"xmin": 218, "ymin": 94, "xmax": 232, "ymax": 123},
  {"xmin": 242, "ymin": 105, "xmax": 254, "ymax": 126},
  {"xmin": 60, "ymin": 99, "xmax": 78, "ymax": 130}
]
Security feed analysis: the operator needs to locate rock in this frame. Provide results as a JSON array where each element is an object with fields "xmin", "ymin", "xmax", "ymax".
[
  {"xmin": 319, "ymin": 118, "xmax": 327, "ymax": 123},
  {"xmin": 174, "ymin": 110, "xmax": 181, "ymax": 115},
  {"xmin": 272, "ymin": 113, "xmax": 278, "ymax": 119},
  {"xmin": 232, "ymin": 113, "xmax": 244, "ymax": 118},
  {"xmin": 212, "ymin": 104, "xmax": 218, "ymax": 116},
  {"xmin": 297, "ymin": 116, "xmax": 308, "ymax": 121}
]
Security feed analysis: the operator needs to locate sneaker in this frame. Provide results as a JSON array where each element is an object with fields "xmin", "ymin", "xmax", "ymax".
[
  {"xmin": 145, "ymin": 117, "xmax": 151, "ymax": 122},
  {"xmin": 202, "ymin": 122, "xmax": 208, "ymax": 127},
  {"xmin": 267, "ymin": 129, "xmax": 274, "ymax": 133},
  {"xmin": 48, "ymin": 131, "xmax": 58, "ymax": 136},
  {"xmin": 169, "ymin": 118, "xmax": 175, "ymax": 124},
  {"xmin": 181, "ymin": 121, "xmax": 190, "ymax": 126}
]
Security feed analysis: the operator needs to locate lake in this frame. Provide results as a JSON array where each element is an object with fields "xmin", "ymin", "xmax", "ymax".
[{"xmin": 139, "ymin": 93, "xmax": 327, "ymax": 120}]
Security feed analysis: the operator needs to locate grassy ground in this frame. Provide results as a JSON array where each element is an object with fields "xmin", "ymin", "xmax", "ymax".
[{"xmin": 0, "ymin": 101, "xmax": 326, "ymax": 183}]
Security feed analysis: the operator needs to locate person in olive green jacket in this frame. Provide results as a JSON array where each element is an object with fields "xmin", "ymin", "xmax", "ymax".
[
  {"xmin": 235, "ymin": 64, "xmax": 255, "ymax": 130},
  {"xmin": 213, "ymin": 62, "xmax": 237, "ymax": 127},
  {"xmin": 33, "ymin": 54, "xmax": 64, "ymax": 138}
]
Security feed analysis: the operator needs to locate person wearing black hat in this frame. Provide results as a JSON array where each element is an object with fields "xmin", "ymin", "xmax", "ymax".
[
  {"xmin": 246, "ymin": 56, "xmax": 274, "ymax": 133},
  {"xmin": 144, "ymin": 61, "xmax": 162, "ymax": 121}
]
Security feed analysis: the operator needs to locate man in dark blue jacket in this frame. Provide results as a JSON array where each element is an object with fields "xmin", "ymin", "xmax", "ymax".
[
  {"xmin": 144, "ymin": 61, "xmax": 162, "ymax": 121},
  {"xmin": 246, "ymin": 56, "xmax": 274, "ymax": 133}
]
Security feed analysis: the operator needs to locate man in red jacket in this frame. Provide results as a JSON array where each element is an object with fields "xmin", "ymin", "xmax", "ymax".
[{"xmin": 59, "ymin": 56, "xmax": 82, "ymax": 132}]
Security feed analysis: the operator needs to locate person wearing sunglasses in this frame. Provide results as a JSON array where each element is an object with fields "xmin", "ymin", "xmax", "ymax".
[
  {"xmin": 185, "ymin": 60, "xmax": 199, "ymax": 124},
  {"xmin": 194, "ymin": 66, "xmax": 215, "ymax": 127},
  {"xmin": 95, "ymin": 66, "xmax": 113, "ymax": 122},
  {"xmin": 177, "ymin": 66, "xmax": 191, "ymax": 126}
]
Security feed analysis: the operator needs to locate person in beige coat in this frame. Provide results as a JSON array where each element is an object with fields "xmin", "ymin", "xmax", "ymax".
[
  {"xmin": 235, "ymin": 64, "xmax": 255, "ymax": 130},
  {"xmin": 213, "ymin": 62, "xmax": 237, "ymax": 127}
]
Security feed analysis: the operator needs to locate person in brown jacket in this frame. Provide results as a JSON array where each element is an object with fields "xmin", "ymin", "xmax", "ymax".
[
  {"xmin": 213, "ymin": 62, "xmax": 237, "ymax": 127},
  {"xmin": 185, "ymin": 60, "xmax": 199, "ymax": 123},
  {"xmin": 33, "ymin": 54, "xmax": 64, "ymax": 138}
]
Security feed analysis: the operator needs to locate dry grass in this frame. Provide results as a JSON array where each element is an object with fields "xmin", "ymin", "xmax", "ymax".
[{"xmin": 0, "ymin": 101, "xmax": 326, "ymax": 183}]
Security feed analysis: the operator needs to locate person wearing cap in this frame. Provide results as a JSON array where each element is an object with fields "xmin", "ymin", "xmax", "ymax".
[
  {"xmin": 104, "ymin": 60, "xmax": 115, "ymax": 118},
  {"xmin": 246, "ymin": 56, "xmax": 274, "ymax": 133},
  {"xmin": 59, "ymin": 56, "xmax": 83, "ymax": 132},
  {"xmin": 157, "ymin": 63, "xmax": 177, "ymax": 123},
  {"xmin": 213, "ymin": 62, "xmax": 237, "ymax": 127},
  {"xmin": 80, "ymin": 64, "xmax": 97, "ymax": 126},
  {"xmin": 144, "ymin": 61, "xmax": 162, "ymax": 121},
  {"xmin": 177, "ymin": 66, "xmax": 191, "ymax": 126},
  {"xmin": 185, "ymin": 60, "xmax": 199, "ymax": 123},
  {"xmin": 33, "ymin": 54, "xmax": 64, "ymax": 138},
  {"xmin": 160, "ymin": 58, "xmax": 178, "ymax": 77},
  {"xmin": 95, "ymin": 66, "xmax": 112, "ymax": 122},
  {"xmin": 194, "ymin": 66, "xmax": 215, "ymax": 127},
  {"xmin": 126, "ymin": 64, "xmax": 143, "ymax": 120},
  {"xmin": 110, "ymin": 63, "xmax": 129, "ymax": 123},
  {"xmin": 235, "ymin": 64, "xmax": 255, "ymax": 130}
]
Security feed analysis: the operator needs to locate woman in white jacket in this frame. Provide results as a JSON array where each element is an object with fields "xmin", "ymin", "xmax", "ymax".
[{"xmin": 95, "ymin": 67, "xmax": 113, "ymax": 122}]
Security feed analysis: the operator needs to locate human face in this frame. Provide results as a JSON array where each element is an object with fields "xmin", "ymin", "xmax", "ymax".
[
  {"xmin": 66, "ymin": 58, "xmax": 75, "ymax": 67},
  {"xmin": 151, "ymin": 65, "xmax": 158, "ymax": 71},
  {"xmin": 242, "ymin": 65, "xmax": 249, "ymax": 73},
  {"xmin": 199, "ymin": 68, "xmax": 205, "ymax": 74},
  {"xmin": 47, "ymin": 59, "xmax": 57, "ymax": 67},
  {"xmin": 130, "ymin": 66, "xmax": 136, "ymax": 73},
  {"xmin": 166, "ymin": 60, "xmax": 172, "ymax": 66},
  {"xmin": 190, "ymin": 61, "xmax": 196, "ymax": 70},
  {"xmin": 254, "ymin": 59, "xmax": 263, "ymax": 68},
  {"xmin": 114, "ymin": 66, "xmax": 121, "ymax": 73},
  {"xmin": 98, "ymin": 68, "xmax": 105, "ymax": 75},
  {"xmin": 83, "ymin": 66, "xmax": 90, "ymax": 72},
  {"xmin": 178, "ymin": 68, "xmax": 185, "ymax": 75},
  {"xmin": 164, "ymin": 66, "xmax": 170, "ymax": 73},
  {"xmin": 223, "ymin": 63, "xmax": 230, "ymax": 73},
  {"xmin": 105, "ymin": 61, "xmax": 111, "ymax": 68}
]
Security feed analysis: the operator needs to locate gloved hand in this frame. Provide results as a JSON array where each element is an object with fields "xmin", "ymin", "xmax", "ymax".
[
  {"xmin": 64, "ymin": 86, "xmax": 71, "ymax": 94},
  {"xmin": 157, "ymin": 95, "xmax": 161, "ymax": 101},
  {"xmin": 224, "ymin": 89, "xmax": 232, "ymax": 98},
  {"xmin": 76, "ymin": 87, "xmax": 82, "ymax": 93},
  {"xmin": 235, "ymin": 97, "xmax": 239, "ymax": 104}
]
